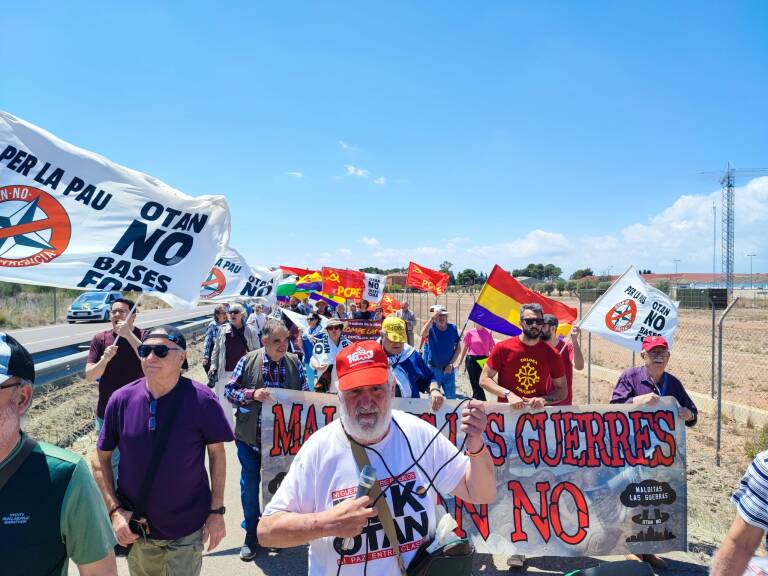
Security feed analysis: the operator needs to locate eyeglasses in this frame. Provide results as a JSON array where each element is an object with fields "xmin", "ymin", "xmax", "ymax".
[
  {"xmin": 215, "ymin": 311, "xmax": 227, "ymax": 316},
  {"xmin": 522, "ymin": 318, "xmax": 545, "ymax": 326},
  {"xmin": 0, "ymin": 380, "xmax": 22, "ymax": 391},
  {"xmin": 148, "ymin": 398, "xmax": 157, "ymax": 431},
  {"xmin": 137, "ymin": 344, "xmax": 182, "ymax": 359},
  {"xmin": 327, "ymin": 326, "xmax": 342, "ymax": 331},
  {"xmin": 647, "ymin": 350, "xmax": 669, "ymax": 358},
  {"xmin": 229, "ymin": 311, "xmax": 241, "ymax": 315}
]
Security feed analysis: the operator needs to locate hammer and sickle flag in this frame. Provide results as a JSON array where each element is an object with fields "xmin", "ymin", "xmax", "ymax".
[
  {"xmin": 405, "ymin": 261, "xmax": 449, "ymax": 296},
  {"xmin": 322, "ymin": 267, "xmax": 365, "ymax": 300}
]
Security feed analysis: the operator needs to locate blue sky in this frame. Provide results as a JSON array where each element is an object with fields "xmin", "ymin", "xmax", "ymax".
[{"xmin": 2, "ymin": 1, "xmax": 767, "ymax": 276}]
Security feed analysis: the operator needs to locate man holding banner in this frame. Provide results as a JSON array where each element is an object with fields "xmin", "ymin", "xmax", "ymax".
[
  {"xmin": 257, "ymin": 341, "xmax": 496, "ymax": 575},
  {"xmin": 479, "ymin": 303, "xmax": 566, "ymax": 408}
]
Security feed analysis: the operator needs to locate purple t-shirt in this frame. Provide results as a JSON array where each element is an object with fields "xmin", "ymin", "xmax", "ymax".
[
  {"xmin": 97, "ymin": 377, "xmax": 234, "ymax": 539},
  {"xmin": 88, "ymin": 328, "xmax": 145, "ymax": 418}
]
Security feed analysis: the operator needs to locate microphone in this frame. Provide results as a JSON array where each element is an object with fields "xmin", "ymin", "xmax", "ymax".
[{"xmin": 342, "ymin": 464, "xmax": 377, "ymax": 551}]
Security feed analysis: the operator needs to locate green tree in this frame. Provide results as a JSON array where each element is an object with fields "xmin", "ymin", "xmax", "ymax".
[
  {"xmin": 543, "ymin": 282, "xmax": 555, "ymax": 295},
  {"xmin": 570, "ymin": 268, "xmax": 594, "ymax": 280},
  {"xmin": 556, "ymin": 280, "xmax": 567, "ymax": 296},
  {"xmin": 456, "ymin": 268, "xmax": 479, "ymax": 285},
  {"xmin": 438, "ymin": 260, "xmax": 456, "ymax": 285},
  {"xmin": 566, "ymin": 280, "xmax": 577, "ymax": 294}
]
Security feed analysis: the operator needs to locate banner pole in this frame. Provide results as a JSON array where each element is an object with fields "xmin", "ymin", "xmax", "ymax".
[
  {"xmin": 587, "ymin": 333, "xmax": 592, "ymax": 404},
  {"xmin": 112, "ymin": 291, "xmax": 144, "ymax": 346}
]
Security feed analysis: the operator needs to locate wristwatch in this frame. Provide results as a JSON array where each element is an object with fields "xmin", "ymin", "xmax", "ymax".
[{"xmin": 208, "ymin": 506, "xmax": 226, "ymax": 515}]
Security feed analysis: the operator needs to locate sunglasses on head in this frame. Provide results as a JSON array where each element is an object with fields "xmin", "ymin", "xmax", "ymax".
[
  {"xmin": 522, "ymin": 318, "xmax": 545, "ymax": 326},
  {"xmin": 137, "ymin": 344, "xmax": 182, "ymax": 359}
]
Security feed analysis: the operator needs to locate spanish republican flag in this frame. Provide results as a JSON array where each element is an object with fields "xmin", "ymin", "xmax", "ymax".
[
  {"xmin": 468, "ymin": 265, "xmax": 577, "ymax": 338},
  {"xmin": 405, "ymin": 261, "xmax": 449, "ymax": 296}
]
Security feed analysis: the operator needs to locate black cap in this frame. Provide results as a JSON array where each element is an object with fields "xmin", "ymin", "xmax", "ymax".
[
  {"xmin": 0, "ymin": 333, "xmax": 35, "ymax": 384},
  {"xmin": 141, "ymin": 326, "xmax": 188, "ymax": 370}
]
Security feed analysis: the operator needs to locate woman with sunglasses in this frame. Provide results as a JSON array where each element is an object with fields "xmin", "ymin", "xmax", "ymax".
[
  {"xmin": 209, "ymin": 303, "xmax": 260, "ymax": 428},
  {"xmin": 309, "ymin": 318, "xmax": 352, "ymax": 392},
  {"xmin": 202, "ymin": 304, "xmax": 228, "ymax": 373},
  {"xmin": 302, "ymin": 313, "xmax": 324, "ymax": 388}
]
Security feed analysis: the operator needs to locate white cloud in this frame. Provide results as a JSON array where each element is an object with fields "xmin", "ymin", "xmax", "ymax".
[
  {"xmin": 373, "ymin": 177, "xmax": 386, "ymax": 186},
  {"xmin": 362, "ymin": 236, "xmax": 380, "ymax": 246},
  {"xmin": 345, "ymin": 164, "xmax": 369, "ymax": 177},
  {"xmin": 339, "ymin": 248, "xmax": 352, "ymax": 256},
  {"xmin": 285, "ymin": 171, "xmax": 304, "ymax": 178},
  {"xmin": 343, "ymin": 177, "xmax": 768, "ymax": 276},
  {"xmin": 339, "ymin": 140, "xmax": 358, "ymax": 151}
]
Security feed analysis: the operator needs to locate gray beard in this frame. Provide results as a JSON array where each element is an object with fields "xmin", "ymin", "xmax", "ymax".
[
  {"xmin": 339, "ymin": 397, "xmax": 393, "ymax": 444},
  {"xmin": 0, "ymin": 397, "xmax": 21, "ymax": 451}
]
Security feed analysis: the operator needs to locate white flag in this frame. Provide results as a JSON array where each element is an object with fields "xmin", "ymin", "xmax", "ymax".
[
  {"xmin": 0, "ymin": 111, "xmax": 230, "ymax": 308},
  {"xmin": 199, "ymin": 247, "xmax": 253, "ymax": 301},
  {"xmin": 363, "ymin": 273, "xmax": 386, "ymax": 303},
  {"xmin": 579, "ymin": 266, "xmax": 678, "ymax": 352},
  {"xmin": 238, "ymin": 266, "xmax": 282, "ymax": 304}
]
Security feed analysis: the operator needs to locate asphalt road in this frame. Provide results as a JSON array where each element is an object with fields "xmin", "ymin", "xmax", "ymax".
[{"xmin": 8, "ymin": 306, "xmax": 215, "ymax": 354}]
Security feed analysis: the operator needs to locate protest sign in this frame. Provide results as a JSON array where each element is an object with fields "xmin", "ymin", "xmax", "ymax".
[
  {"xmin": 0, "ymin": 111, "xmax": 230, "ymax": 308},
  {"xmin": 199, "ymin": 247, "xmax": 252, "ymax": 301},
  {"xmin": 261, "ymin": 390, "xmax": 687, "ymax": 557},
  {"xmin": 322, "ymin": 267, "xmax": 365, "ymax": 299},
  {"xmin": 579, "ymin": 266, "xmax": 679, "ymax": 352},
  {"xmin": 406, "ymin": 261, "xmax": 449, "ymax": 296},
  {"xmin": 238, "ymin": 267, "xmax": 282, "ymax": 304},
  {"xmin": 363, "ymin": 272, "xmax": 386, "ymax": 302},
  {"xmin": 344, "ymin": 318, "xmax": 382, "ymax": 342}
]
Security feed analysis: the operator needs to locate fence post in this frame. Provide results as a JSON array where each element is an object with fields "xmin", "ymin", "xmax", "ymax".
[
  {"xmin": 52, "ymin": 289, "xmax": 57, "ymax": 323},
  {"xmin": 710, "ymin": 300, "xmax": 716, "ymax": 398},
  {"xmin": 715, "ymin": 297, "xmax": 739, "ymax": 466},
  {"xmin": 632, "ymin": 351, "xmax": 636, "ymax": 368},
  {"xmin": 587, "ymin": 333, "xmax": 592, "ymax": 404}
]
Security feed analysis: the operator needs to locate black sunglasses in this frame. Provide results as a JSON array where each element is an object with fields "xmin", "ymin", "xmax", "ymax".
[
  {"xmin": 0, "ymin": 380, "xmax": 22, "ymax": 391},
  {"xmin": 137, "ymin": 344, "xmax": 182, "ymax": 359},
  {"xmin": 326, "ymin": 326, "xmax": 342, "ymax": 331},
  {"xmin": 522, "ymin": 318, "xmax": 545, "ymax": 326}
]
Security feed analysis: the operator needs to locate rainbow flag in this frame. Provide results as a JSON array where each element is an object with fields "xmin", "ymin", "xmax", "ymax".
[
  {"xmin": 296, "ymin": 271, "xmax": 323, "ymax": 293},
  {"xmin": 468, "ymin": 265, "xmax": 577, "ymax": 338}
]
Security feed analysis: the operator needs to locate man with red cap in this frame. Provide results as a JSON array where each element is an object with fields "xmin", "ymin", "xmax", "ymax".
[
  {"xmin": 610, "ymin": 334, "xmax": 697, "ymax": 570},
  {"xmin": 258, "ymin": 340, "xmax": 496, "ymax": 575}
]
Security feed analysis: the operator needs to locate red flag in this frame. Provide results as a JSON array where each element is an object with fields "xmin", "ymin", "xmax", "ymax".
[
  {"xmin": 378, "ymin": 293, "xmax": 402, "ymax": 315},
  {"xmin": 322, "ymin": 267, "xmax": 366, "ymax": 300},
  {"xmin": 280, "ymin": 265, "xmax": 316, "ymax": 278},
  {"xmin": 406, "ymin": 261, "xmax": 449, "ymax": 296}
]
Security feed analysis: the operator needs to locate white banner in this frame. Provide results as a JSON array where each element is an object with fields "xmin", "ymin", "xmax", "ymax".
[
  {"xmin": 239, "ymin": 266, "xmax": 282, "ymax": 304},
  {"xmin": 262, "ymin": 390, "xmax": 688, "ymax": 557},
  {"xmin": 199, "ymin": 247, "xmax": 252, "ymax": 301},
  {"xmin": 0, "ymin": 111, "xmax": 230, "ymax": 308},
  {"xmin": 579, "ymin": 266, "xmax": 679, "ymax": 352},
  {"xmin": 363, "ymin": 272, "xmax": 386, "ymax": 303}
]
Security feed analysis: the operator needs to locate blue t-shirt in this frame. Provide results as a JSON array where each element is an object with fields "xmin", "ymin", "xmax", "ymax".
[{"xmin": 427, "ymin": 323, "xmax": 460, "ymax": 367}]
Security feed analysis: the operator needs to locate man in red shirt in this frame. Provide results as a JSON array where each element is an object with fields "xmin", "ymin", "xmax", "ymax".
[
  {"xmin": 541, "ymin": 314, "xmax": 584, "ymax": 406},
  {"xmin": 479, "ymin": 303, "xmax": 567, "ymax": 409}
]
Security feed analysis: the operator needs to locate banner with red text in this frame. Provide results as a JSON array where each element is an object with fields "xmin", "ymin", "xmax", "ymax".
[
  {"xmin": 261, "ymin": 390, "xmax": 687, "ymax": 556},
  {"xmin": 343, "ymin": 318, "xmax": 382, "ymax": 342},
  {"xmin": 322, "ymin": 267, "xmax": 366, "ymax": 300}
]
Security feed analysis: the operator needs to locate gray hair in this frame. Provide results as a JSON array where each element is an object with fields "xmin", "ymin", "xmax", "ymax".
[
  {"xmin": 229, "ymin": 303, "xmax": 246, "ymax": 314},
  {"xmin": 520, "ymin": 303, "xmax": 544, "ymax": 318},
  {"xmin": 262, "ymin": 317, "xmax": 289, "ymax": 341}
]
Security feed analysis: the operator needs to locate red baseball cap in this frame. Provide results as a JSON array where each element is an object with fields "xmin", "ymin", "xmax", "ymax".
[
  {"xmin": 641, "ymin": 335, "xmax": 669, "ymax": 352},
  {"xmin": 336, "ymin": 341, "xmax": 389, "ymax": 391}
]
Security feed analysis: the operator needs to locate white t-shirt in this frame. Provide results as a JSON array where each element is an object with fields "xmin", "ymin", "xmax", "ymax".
[{"xmin": 263, "ymin": 410, "xmax": 469, "ymax": 576}]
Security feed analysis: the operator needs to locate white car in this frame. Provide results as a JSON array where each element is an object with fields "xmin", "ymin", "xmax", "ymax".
[{"xmin": 66, "ymin": 291, "xmax": 124, "ymax": 323}]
